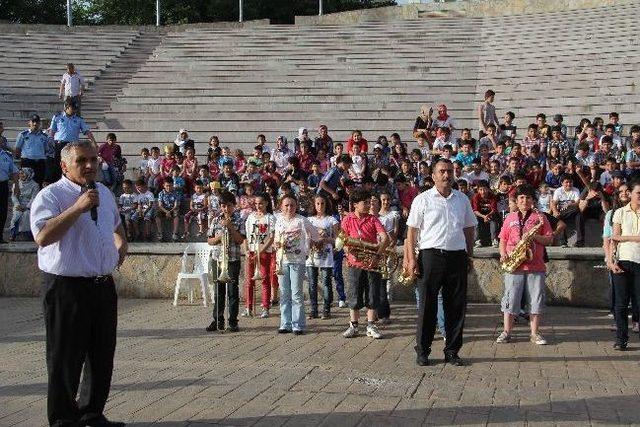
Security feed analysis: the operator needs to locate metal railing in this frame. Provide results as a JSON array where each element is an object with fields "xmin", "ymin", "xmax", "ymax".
[{"xmin": 65, "ymin": 0, "xmax": 326, "ymax": 27}]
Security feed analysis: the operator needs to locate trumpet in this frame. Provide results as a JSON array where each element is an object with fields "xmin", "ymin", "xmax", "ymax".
[
  {"xmin": 398, "ymin": 246, "xmax": 419, "ymax": 286},
  {"xmin": 275, "ymin": 234, "xmax": 285, "ymax": 275},
  {"xmin": 217, "ymin": 218, "xmax": 231, "ymax": 283},
  {"xmin": 334, "ymin": 231, "xmax": 399, "ymax": 280},
  {"xmin": 252, "ymin": 228, "xmax": 263, "ymax": 281}
]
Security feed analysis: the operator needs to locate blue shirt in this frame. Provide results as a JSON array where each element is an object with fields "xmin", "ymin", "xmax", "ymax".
[
  {"xmin": 0, "ymin": 150, "xmax": 18, "ymax": 181},
  {"xmin": 157, "ymin": 189, "xmax": 179, "ymax": 210},
  {"xmin": 50, "ymin": 113, "xmax": 90, "ymax": 142},
  {"xmin": 307, "ymin": 172, "xmax": 323, "ymax": 189},
  {"xmin": 16, "ymin": 129, "xmax": 49, "ymax": 160},
  {"xmin": 455, "ymin": 152, "xmax": 477, "ymax": 166},
  {"xmin": 317, "ymin": 166, "xmax": 345, "ymax": 195}
]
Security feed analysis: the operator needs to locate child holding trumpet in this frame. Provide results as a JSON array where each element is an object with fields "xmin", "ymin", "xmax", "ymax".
[{"xmin": 243, "ymin": 194, "xmax": 276, "ymax": 318}]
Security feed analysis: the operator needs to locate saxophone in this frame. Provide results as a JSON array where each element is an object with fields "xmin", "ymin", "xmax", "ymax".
[{"xmin": 501, "ymin": 212, "xmax": 544, "ymax": 273}]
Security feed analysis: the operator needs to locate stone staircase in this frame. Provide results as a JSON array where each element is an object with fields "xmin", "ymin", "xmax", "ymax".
[{"xmin": 83, "ymin": 31, "xmax": 166, "ymax": 127}]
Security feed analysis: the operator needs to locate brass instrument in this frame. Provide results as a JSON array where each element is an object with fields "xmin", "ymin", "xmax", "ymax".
[
  {"xmin": 275, "ymin": 234, "xmax": 285, "ymax": 275},
  {"xmin": 501, "ymin": 212, "xmax": 544, "ymax": 273},
  {"xmin": 251, "ymin": 226, "xmax": 263, "ymax": 281},
  {"xmin": 398, "ymin": 245, "xmax": 419, "ymax": 286},
  {"xmin": 334, "ymin": 230, "xmax": 399, "ymax": 279},
  {"xmin": 217, "ymin": 218, "xmax": 231, "ymax": 282}
]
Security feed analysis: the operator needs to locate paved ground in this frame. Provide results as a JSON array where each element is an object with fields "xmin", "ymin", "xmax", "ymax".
[{"xmin": 1, "ymin": 298, "xmax": 640, "ymax": 426}]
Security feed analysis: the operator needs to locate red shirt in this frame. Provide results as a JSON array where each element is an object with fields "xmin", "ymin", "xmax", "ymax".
[
  {"xmin": 341, "ymin": 213, "xmax": 385, "ymax": 269},
  {"xmin": 399, "ymin": 186, "xmax": 418, "ymax": 210},
  {"xmin": 346, "ymin": 137, "xmax": 369, "ymax": 154},
  {"xmin": 471, "ymin": 193, "xmax": 497, "ymax": 215},
  {"xmin": 98, "ymin": 143, "xmax": 121, "ymax": 165},
  {"xmin": 498, "ymin": 211, "xmax": 552, "ymax": 273}
]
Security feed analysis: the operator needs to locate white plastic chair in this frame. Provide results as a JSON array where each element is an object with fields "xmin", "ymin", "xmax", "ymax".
[{"xmin": 173, "ymin": 243, "xmax": 213, "ymax": 307}]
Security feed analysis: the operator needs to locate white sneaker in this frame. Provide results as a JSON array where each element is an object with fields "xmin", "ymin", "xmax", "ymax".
[
  {"xmin": 531, "ymin": 333, "xmax": 547, "ymax": 345},
  {"xmin": 260, "ymin": 309, "xmax": 269, "ymax": 319},
  {"xmin": 240, "ymin": 308, "xmax": 252, "ymax": 317},
  {"xmin": 343, "ymin": 324, "xmax": 359, "ymax": 338},
  {"xmin": 496, "ymin": 331, "xmax": 511, "ymax": 343},
  {"xmin": 492, "ymin": 239, "xmax": 499, "ymax": 248},
  {"xmin": 474, "ymin": 240, "xmax": 482, "ymax": 248},
  {"xmin": 338, "ymin": 300, "xmax": 347, "ymax": 308},
  {"xmin": 366, "ymin": 324, "xmax": 383, "ymax": 339}
]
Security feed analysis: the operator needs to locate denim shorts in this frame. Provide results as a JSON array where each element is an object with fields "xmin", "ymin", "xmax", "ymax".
[{"xmin": 501, "ymin": 272, "xmax": 546, "ymax": 315}]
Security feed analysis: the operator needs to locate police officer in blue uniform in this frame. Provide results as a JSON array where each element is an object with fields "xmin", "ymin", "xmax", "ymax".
[
  {"xmin": 49, "ymin": 99, "xmax": 96, "ymax": 182},
  {"xmin": 15, "ymin": 114, "xmax": 49, "ymax": 186},
  {"xmin": 0, "ymin": 146, "xmax": 19, "ymax": 243}
]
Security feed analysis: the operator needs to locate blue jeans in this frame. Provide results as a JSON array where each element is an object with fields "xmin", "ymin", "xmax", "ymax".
[
  {"xmin": 279, "ymin": 263, "xmax": 306, "ymax": 331},
  {"xmin": 415, "ymin": 286, "xmax": 445, "ymax": 334},
  {"xmin": 307, "ymin": 266, "xmax": 333, "ymax": 315},
  {"xmin": 101, "ymin": 165, "xmax": 117, "ymax": 187},
  {"xmin": 333, "ymin": 250, "xmax": 347, "ymax": 301}
]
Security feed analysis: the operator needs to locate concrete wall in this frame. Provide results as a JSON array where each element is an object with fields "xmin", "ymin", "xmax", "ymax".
[
  {"xmin": 295, "ymin": 0, "xmax": 638, "ymax": 25},
  {"xmin": 0, "ymin": 244, "xmax": 610, "ymax": 308}
]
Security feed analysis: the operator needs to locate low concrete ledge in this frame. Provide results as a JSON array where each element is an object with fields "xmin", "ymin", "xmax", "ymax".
[{"xmin": 0, "ymin": 244, "xmax": 610, "ymax": 308}]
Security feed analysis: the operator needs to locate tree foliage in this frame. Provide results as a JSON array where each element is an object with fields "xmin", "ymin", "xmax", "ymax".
[{"xmin": 1, "ymin": 0, "xmax": 397, "ymax": 25}]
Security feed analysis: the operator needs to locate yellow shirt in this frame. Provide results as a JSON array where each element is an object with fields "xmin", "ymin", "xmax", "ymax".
[{"xmin": 613, "ymin": 205, "xmax": 640, "ymax": 263}]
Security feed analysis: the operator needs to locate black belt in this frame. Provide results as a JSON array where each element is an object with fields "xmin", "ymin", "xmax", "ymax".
[
  {"xmin": 46, "ymin": 273, "xmax": 113, "ymax": 284},
  {"xmin": 422, "ymin": 248, "xmax": 466, "ymax": 255}
]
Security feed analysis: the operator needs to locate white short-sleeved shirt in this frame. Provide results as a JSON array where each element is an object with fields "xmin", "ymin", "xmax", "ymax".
[
  {"xmin": 147, "ymin": 157, "xmax": 162, "ymax": 174},
  {"xmin": 274, "ymin": 214, "xmax": 319, "ymax": 266},
  {"xmin": 613, "ymin": 205, "xmax": 640, "ymax": 263},
  {"xmin": 305, "ymin": 215, "xmax": 338, "ymax": 268},
  {"xmin": 61, "ymin": 72, "xmax": 85, "ymax": 97},
  {"xmin": 245, "ymin": 212, "xmax": 276, "ymax": 253},
  {"xmin": 406, "ymin": 187, "xmax": 477, "ymax": 251},
  {"xmin": 552, "ymin": 186, "xmax": 580, "ymax": 210},
  {"xmin": 30, "ymin": 176, "xmax": 120, "ymax": 277}
]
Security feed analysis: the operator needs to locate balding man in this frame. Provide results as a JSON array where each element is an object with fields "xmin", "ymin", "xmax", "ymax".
[{"xmin": 30, "ymin": 140, "xmax": 126, "ymax": 427}]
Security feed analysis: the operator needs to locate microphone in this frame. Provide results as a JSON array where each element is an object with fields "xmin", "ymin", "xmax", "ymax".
[{"xmin": 86, "ymin": 181, "xmax": 98, "ymax": 223}]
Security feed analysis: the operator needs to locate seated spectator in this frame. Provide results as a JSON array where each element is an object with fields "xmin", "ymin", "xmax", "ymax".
[
  {"xmin": 625, "ymin": 141, "xmax": 640, "ymax": 179},
  {"xmin": 432, "ymin": 127, "xmax": 454, "ymax": 154},
  {"xmin": 455, "ymin": 141, "xmax": 477, "ymax": 169},
  {"xmin": 234, "ymin": 149, "xmax": 247, "ymax": 175},
  {"xmin": 307, "ymin": 161, "xmax": 323, "ymax": 191},
  {"xmin": 284, "ymin": 156, "xmax": 306, "ymax": 184},
  {"xmin": 500, "ymin": 111, "xmax": 517, "ymax": 141},
  {"xmin": 536, "ymin": 113, "xmax": 552, "ymax": 139},
  {"xmin": 490, "ymin": 141, "xmax": 508, "ymax": 169},
  {"xmin": 626, "ymin": 125, "xmax": 640, "ymax": 151},
  {"xmin": 472, "ymin": 180, "xmax": 498, "ymax": 247},
  {"xmin": 297, "ymin": 141, "xmax": 315, "ymax": 174},
  {"xmin": 273, "ymin": 136, "xmax": 292, "ymax": 174},
  {"xmin": 219, "ymin": 160, "xmax": 240, "ymax": 194},
  {"xmin": 599, "ymin": 158, "xmax": 619, "ymax": 188},
  {"xmin": 608, "ymin": 112, "xmax": 623, "ymax": 136},
  {"xmin": 579, "ymin": 123, "xmax": 599, "ymax": 151},
  {"xmin": 478, "ymin": 124, "xmax": 499, "ymax": 153},
  {"xmin": 537, "ymin": 183, "xmax": 552, "ymax": 214},
  {"xmin": 118, "ymin": 179, "xmax": 138, "ymax": 240},
  {"xmin": 521, "ymin": 124, "xmax": 545, "ymax": 155},
  {"xmin": 578, "ymin": 182, "xmax": 609, "ymax": 242},
  {"xmin": 464, "ymin": 158, "xmax": 489, "ymax": 187},
  {"xmin": 182, "ymin": 147, "xmax": 198, "ymax": 196},
  {"xmin": 396, "ymin": 175, "xmax": 417, "ymax": 218},
  {"xmin": 413, "ymin": 105, "xmax": 433, "ymax": 138},
  {"xmin": 316, "ymin": 148, "xmax": 330, "ymax": 173},
  {"xmin": 183, "ymin": 181, "xmax": 208, "ymax": 238},
  {"xmin": 240, "ymin": 161, "xmax": 263, "ymax": 192},
  {"xmin": 9, "ymin": 167, "xmax": 38, "ymax": 241},
  {"xmin": 346, "ymin": 129, "xmax": 368, "ymax": 154},
  {"xmin": 314, "ymin": 124, "xmax": 333, "ymax": 155},
  {"xmin": 207, "ymin": 135, "xmax": 221, "ymax": 155},
  {"xmin": 551, "ymin": 175, "xmax": 583, "ymax": 247},
  {"xmin": 138, "ymin": 148, "xmax": 150, "ymax": 180},
  {"xmin": 552, "ymin": 114, "xmax": 568, "ymax": 139},
  {"xmin": 155, "ymin": 178, "xmax": 181, "ymax": 242},
  {"xmin": 433, "ymin": 104, "xmax": 455, "ymax": 132},
  {"xmin": 574, "ymin": 143, "xmax": 596, "ymax": 180},
  {"xmin": 455, "ymin": 128, "xmax": 476, "ymax": 155},
  {"xmin": 98, "ymin": 133, "xmax": 121, "ymax": 189},
  {"xmin": 604, "ymin": 170, "xmax": 625, "ymax": 196},
  {"xmin": 171, "ymin": 166, "xmax": 186, "ymax": 201},
  {"xmin": 547, "ymin": 163, "xmax": 567, "ymax": 191},
  {"xmin": 600, "ymin": 124, "xmax": 623, "ymax": 151},
  {"xmin": 293, "ymin": 127, "xmax": 314, "ymax": 154},
  {"xmin": 173, "ymin": 129, "xmax": 195, "ymax": 155},
  {"xmin": 133, "ymin": 179, "xmax": 156, "ymax": 241}
]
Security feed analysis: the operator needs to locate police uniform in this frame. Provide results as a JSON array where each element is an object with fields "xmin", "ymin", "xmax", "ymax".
[
  {"xmin": 0, "ymin": 149, "xmax": 19, "ymax": 242},
  {"xmin": 16, "ymin": 127, "xmax": 49, "ymax": 185},
  {"xmin": 49, "ymin": 112, "xmax": 91, "ymax": 182}
]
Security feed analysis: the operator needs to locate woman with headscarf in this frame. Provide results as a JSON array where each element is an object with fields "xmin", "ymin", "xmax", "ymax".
[
  {"xmin": 10, "ymin": 167, "xmax": 39, "ymax": 241},
  {"xmin": 433, "ymin": 104, "xmax": 455, "ymax": 132},
  {"xmin": 272, "ymin": 136, "xmax": 293, "ymax": 175},
  {"xmin": 413, "ymin": 105, "xmax": 433, "ymax": 138},
  {"xmin": 173, "ymin": 128, "xmax": 195, "ymax": 155}
]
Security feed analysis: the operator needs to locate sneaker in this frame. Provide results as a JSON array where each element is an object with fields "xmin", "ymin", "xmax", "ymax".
[
  {"xmin": 338, "ymin": 300, "xmax": 347, "ymax": 308},
  {"xmin": 496, "ymin": 331, "xmax": 511, "ymax": 343},
  {"xmin": 607, "ymin": 312, "xmax": 614, "ymax": 319},
  {"xmin": 613, "ymin": 341, "xmax": 628, "ymax": 351},
  {"xmin": 182, "ymin": 233, "xmax": 189, "ymax": 240},
  {"xmin": 343, "ymin": 324, "xmax": 359, "ymax": 338},
  {"xmin": 633, "ymin": 322, "xmax": 639, "ymax": 333},
  {"xmin": 366, "ymin": 324, "xmax": 383, "ymax": 339},
  {"xmin": 172, "ymin": 233, "xmax": 179, "ymax": 241},
  {"xmin": 260, "ymin": 309, "xmax": 269, "ymax": 319},
  {"xmin": 530, "ymin": 333, "xmax": 547, "ymax": 345},
  {"xmin": 241, "ymin": 308, "xmax": 252, "ymax": 317},
  {"xmin": 492, "ymin": 239, "xmax": 499, "ymax": 248},
  {"xmin": 474, "ymin": 240, "xmax": 482, "ymax": 248}
]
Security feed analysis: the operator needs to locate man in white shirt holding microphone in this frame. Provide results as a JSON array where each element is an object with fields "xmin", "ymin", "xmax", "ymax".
[{"xmin": 30, "ymin": 140, "xmax": 127, "ymax": 427}]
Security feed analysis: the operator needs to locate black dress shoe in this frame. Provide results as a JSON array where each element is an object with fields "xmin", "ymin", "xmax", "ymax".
[
  {"xmin": 278, "ymin": 328, "xmax": 292, "ymax": 334},
  {"xmin": 226, "ymin": 325, "xmax": 239, "ymax": 333},
  {"xmin": 205, "ymin": 321, "xmax": 217, "ymax": 332},
  {"xmin": 613, "ymin": 342, "xmax": 628, "ymax": 351},
  {"xmin": 444, "ymin": 354, "xmax": 466, "ymax": 366},
  {"xmin": 416, "ymin": 354, "xmax": 429, "ymax": 366},
  {"xmin": 82, "ymin": 415, "xmax": 125, "ymax": 426}
]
